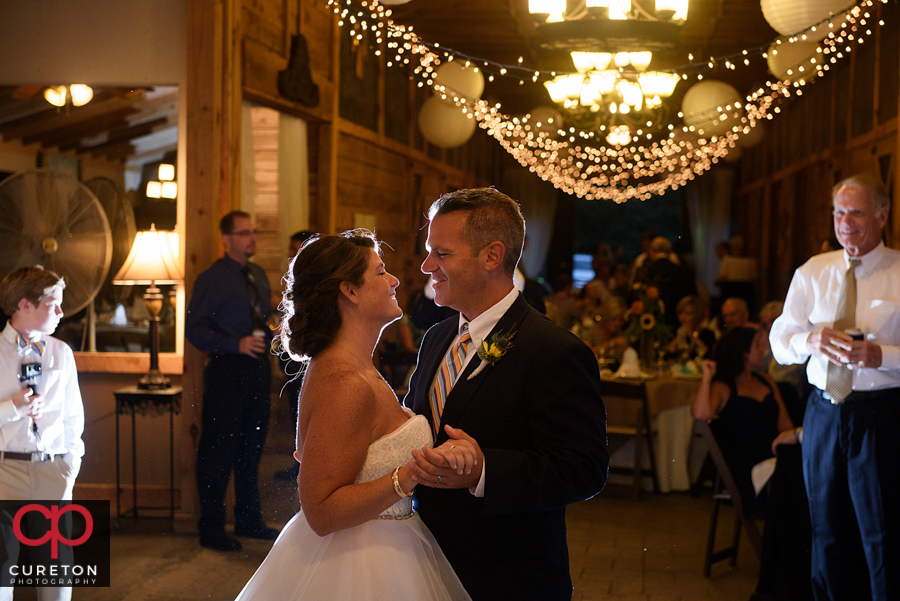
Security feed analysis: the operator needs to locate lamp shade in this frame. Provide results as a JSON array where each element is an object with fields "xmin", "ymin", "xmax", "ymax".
[{"xmin": 113, "ymin": 226, "xmax": 183, "ymax": 285}]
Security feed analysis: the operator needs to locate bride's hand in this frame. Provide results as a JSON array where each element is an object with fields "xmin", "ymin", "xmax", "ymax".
[{"xmin": 429, "ymin": 438, "xmax": 478, "ymax": 475}]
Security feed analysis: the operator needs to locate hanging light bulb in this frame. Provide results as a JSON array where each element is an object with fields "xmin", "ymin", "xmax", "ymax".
[
  {"xmin": 43, "ymin": 86, "xmax": 67, "ymax": 107},
  {"xmin": 69, "ymin": 84, "xmax": 93, "ymax": 107}
]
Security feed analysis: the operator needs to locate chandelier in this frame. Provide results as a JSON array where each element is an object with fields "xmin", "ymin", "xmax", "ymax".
[
  {"xmin": 544, "ymin": 51, "xmax": 680, "ymax": 145},
  {"xmin": 530, "ymin": 0, "xmax": 688, "ymax": 145}
]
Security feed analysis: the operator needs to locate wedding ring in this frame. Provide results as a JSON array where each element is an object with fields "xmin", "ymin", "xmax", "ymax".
[
  {"xmin": 437, "ymin": 475, "xmax": 443, "ymax": 485},
  {"xmin": 449, "ymin": 446, "xmax": 456, "ymax": 451}
]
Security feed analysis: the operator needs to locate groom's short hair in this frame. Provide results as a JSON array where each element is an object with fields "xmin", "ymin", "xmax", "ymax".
[{"xmin": 428, "ymin": 187, "xmax": 525, "ymax": 277}]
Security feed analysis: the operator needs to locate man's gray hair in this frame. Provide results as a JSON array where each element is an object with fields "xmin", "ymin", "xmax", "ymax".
[{"xmin": 832, "ymin": 175, "xmax": 890, "ymax": 210}]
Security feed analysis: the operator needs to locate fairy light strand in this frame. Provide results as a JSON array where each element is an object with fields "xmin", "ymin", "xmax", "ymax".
[{"xmin": 327, "ymin": 0, "xmax": 888, "ymax": 202}]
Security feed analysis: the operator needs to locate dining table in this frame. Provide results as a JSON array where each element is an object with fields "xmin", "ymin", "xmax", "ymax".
[{"xmin": 601, "ymin": 372, "xmax": 707, "ymax": 493}]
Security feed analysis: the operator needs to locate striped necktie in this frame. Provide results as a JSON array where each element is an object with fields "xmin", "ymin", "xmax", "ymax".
[
  {"xmin": 429, "ymin": 323, "xmax": 472, "ymax": 438},
  {"xmin": 825, "ymin": 257, "xmax": 860, "ymax": 404},
  {"xmin": 16, "ymin": 334, "xmax": 45, "ymax": 357}
]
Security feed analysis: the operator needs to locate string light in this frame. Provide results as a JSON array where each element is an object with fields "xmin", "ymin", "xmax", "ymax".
[{"xmin": 328, "ymin": 0, "xmax": 888, "ymax": 202}]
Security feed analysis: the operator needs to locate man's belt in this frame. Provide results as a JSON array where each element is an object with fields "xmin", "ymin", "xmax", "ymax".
[{"xmin": 1, "ymin": 451, "xmax": 64, "ymax": 462}]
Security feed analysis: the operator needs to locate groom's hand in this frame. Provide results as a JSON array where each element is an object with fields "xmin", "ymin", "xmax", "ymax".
[{"xmin": 409, "ymin": 425, "xmax": 483, "ymax": 489}]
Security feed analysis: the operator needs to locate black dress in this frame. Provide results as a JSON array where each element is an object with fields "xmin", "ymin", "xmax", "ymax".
[{"xmin": 711, "ymin": 372, "xmax": 779, "ymax": 519}]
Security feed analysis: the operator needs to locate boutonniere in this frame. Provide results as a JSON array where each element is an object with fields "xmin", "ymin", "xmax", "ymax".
[{"xmin": 467, "ymin": 328, "xmax": 516, "ymax": 380}]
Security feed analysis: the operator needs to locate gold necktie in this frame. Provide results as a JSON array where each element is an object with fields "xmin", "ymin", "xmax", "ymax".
[{"xmin": 825, "ymin": 258, "xmax": 860, "ymax": 404}]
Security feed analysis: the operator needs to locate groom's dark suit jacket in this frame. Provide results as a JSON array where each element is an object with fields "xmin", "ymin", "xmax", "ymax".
[{"xmin": 404, "ymin": 294, "xmax": 608, "ymax": 601}]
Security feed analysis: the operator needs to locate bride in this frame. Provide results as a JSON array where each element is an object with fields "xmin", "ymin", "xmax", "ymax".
[{"xmin": 235, "ymin": 230, "xmax": 472, "ymax": 601}]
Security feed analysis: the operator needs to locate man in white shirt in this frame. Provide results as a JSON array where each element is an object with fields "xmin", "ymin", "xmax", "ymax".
[
  {"xmin": 770, "ymin": 175, "xmax": 900, "ymax": 600},
  {"xmin": 0, "ymin": 266, "xmax": 85, "ymax": 601}
]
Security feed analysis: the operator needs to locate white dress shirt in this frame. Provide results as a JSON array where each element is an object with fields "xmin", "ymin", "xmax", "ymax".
[
  {"xmin": 769, "ymin": 243, "xmax": 900, "ymax": 392},
  {"xmin": 431, "ymin": 285, "xmax": 518, "ymax": 497},
  {"xmin": 0, "ymin": 323, "xmax": 85, "ymax": 457}
]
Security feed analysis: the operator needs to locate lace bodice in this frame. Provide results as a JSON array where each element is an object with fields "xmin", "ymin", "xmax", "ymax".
[{"xmin": 355, "ymin": 413, "xmax": 432, "ymax": 518}]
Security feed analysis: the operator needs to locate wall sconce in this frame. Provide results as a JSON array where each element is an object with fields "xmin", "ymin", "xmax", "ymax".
[
  {"xmin": 44, "ymin": 84, "xmax": 94, "ymax": 108},
  {"xmin": 146, "ymin": 163, "xmax": 178, "ymax": 199},
  {"xmin": 113, "ymin": 225, "xmax": 183, "ymax": 389}
]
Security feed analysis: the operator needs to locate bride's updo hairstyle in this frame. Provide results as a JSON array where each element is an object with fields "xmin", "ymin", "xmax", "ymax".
[{"xmin": 280, "ymin": 229, "xmax": 379, "ymax": 361}]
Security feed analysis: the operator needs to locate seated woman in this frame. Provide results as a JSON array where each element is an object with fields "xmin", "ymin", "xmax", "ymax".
[
  {"xmin": 691, "ymin": 327, "xmax": 796, "ymax": 517},
  {"xmin": 578, "ymin": 296, "xmax": 628, "ymax": 368},
  {"xmin": 664, "ymin": 295, "xmax": 715, "ymax": 361},
  {"xmin": 693, "ymin": 327, "xmax": 811, "ymax": 601}
]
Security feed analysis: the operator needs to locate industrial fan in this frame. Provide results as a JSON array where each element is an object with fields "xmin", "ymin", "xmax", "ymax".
[
  {"xmin": 85, "ymin": 176, "xmax": 136, "ymax": 308},
  {"xmin": 0, "ymin": 169, "xmax": 113, "ymax": 317}
]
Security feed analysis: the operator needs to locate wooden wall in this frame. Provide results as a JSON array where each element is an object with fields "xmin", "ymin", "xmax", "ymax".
[
  {"xmin": 179, "ymin": 0, "xmax": 499, "ymax": 525},
  {"xmin": 734, "ymin": 0, "xmax": 900, "ymax": 306},
  {"xmin": 239, "ymin": 0, "xmax": 499, "ymax": 307}
]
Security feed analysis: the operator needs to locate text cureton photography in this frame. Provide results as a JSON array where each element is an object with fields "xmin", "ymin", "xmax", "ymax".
[{"xmin": 1, "ymin": 500, "xmax": 110, "ymax": 588}]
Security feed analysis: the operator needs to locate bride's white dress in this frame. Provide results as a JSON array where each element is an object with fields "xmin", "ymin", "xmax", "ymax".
[{"xmin": 234, "ymin": 413, "xmax": 470, "ymax": 600}]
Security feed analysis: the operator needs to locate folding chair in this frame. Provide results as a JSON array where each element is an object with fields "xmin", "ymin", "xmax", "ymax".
[
  {"xmin": 602, "ymin": 379, "xmax": 659, "ymax": 498},
  {"xmin": 695, "ymin": 418, "xmax": 763, "ymax": 576}
]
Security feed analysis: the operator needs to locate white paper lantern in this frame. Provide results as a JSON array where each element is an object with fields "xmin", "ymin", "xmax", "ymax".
[
  {"xmin": 526, "ymin": 106, "xmax": 563, "ymax": 139},
  {"xmin": 736, "ymin": 122, "xmax": 765, "ymax": 148},
  {"xmin": 760, "ymin": 0, "xmax": 847, "ymax": 40},
  {"xmin": 435, "ymin": 62, "xmax": 485, "ymax": 100},
  {"xmin": 681, "ymin": 80, "xmax": 744, "ymax": 138},
  {"xmin": 767, "ymin": 40, "xmax": 821, "ymax": 83},
  {"xmin": 418, "ymin": 96, "xmax": 476, "ymax": 148}
]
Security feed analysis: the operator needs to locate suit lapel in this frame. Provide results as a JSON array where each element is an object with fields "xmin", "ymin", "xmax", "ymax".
[{"xmin": 437, "ymin": 294, "xmax": 532, "ymax": 442}]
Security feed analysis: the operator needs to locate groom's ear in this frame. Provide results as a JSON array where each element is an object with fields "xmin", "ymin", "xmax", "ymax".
[{"xmin": 481, "ymin": 241, "xmax": 506, "ymax": 273}]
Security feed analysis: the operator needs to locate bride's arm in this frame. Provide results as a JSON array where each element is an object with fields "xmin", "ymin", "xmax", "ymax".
[{"xmin": 297, "ymin": 369, "xmax": 415, "ymax": 536}]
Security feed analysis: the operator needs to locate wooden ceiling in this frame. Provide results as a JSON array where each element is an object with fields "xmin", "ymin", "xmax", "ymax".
[
  {"xmin": 388, "ymin": 0, "xmax": 778, "ymax": 114},
  {"xmin": 0, "ymin": 85, "xmax": 177, "ymax": 163},
  {"xmin": 0, "ymin": 1, "xmax": 779, "ymax": 163}
]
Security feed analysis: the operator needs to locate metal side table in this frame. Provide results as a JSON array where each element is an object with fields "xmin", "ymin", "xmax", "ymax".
[{"xmin": 113, "ymin": 385, "xmax": 182, "ymax": 528}]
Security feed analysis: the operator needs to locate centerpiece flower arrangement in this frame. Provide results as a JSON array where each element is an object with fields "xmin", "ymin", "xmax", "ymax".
[{"xmin": 621, "ymin": 285, "xmax": 673, "ymax": 369}]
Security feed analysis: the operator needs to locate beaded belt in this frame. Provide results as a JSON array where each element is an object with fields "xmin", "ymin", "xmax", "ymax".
[{"xmin": 376, "ymin": 509, "xmax": 415, "ymax": 520}]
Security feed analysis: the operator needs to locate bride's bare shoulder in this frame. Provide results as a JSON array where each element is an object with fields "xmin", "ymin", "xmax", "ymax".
[{"xmin": 302, "ymin": 353, "xmax": 376, "ymax": 414}]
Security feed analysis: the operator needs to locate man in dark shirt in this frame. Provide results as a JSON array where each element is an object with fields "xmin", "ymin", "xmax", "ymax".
[{"xmin": 186, "ymin": 210, "xmax": 278, "ymax": 552}]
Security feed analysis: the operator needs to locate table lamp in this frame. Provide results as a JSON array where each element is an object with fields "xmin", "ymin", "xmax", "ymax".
[{"xmin": 113, "ymin": 224, "xmax": 183, "ymax": 389}]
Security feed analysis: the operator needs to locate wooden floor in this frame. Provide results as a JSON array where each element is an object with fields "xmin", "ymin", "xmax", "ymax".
[
  {"xmin": 14, "ymin": 391, "xmax": 760, "ymax": 601},
  {"xmin": 15, "ymin": 467, "xmax": 759, "ymax": 601}
]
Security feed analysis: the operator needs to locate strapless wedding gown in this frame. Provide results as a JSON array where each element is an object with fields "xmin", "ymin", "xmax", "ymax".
[{"xmin": 234, "ymin": 413, "xmax": 470, "ymax": 600}]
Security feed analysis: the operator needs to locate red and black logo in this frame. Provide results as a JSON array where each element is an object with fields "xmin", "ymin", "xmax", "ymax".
[{"xmin": 1, "ymin": 501, "xmax": 110, "ymax": 587}]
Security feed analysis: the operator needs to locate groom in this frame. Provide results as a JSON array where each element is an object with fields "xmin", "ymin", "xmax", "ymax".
[{"xmin": 405, "ymin": 187, "xmax": 608, "ymax": 600}]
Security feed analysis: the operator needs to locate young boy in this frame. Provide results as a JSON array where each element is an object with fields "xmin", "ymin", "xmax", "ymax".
[{"xmin": 0, "ymin": 266, "xmax": 84, "ymax": 601}]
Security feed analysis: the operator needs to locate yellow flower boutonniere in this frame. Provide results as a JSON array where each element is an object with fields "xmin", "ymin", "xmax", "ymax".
[{"xmin": 477, "ymin": 328, "xmax": 516, "ymax": 367}]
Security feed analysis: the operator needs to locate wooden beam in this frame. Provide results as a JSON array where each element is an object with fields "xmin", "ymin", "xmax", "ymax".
[
  {"xmin": 0, "ymin": 92, "xmax": 144, "ymax": 140},
  {"xmin": 64, "ymin": 116, "xmax": 172, "ymax": 152},
  {"xmin": 22, "ymin": 108, "xmax": 135, "ymax": 147}
]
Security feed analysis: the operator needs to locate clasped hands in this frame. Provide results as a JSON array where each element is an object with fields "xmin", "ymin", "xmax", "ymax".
[
  {"xmin": 807, "ymin": 326, "xmax": 881, "ymax": 369},
  {"xmin": 408, "ymin": 425, "xmax": 483, "ymax": 489}
]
